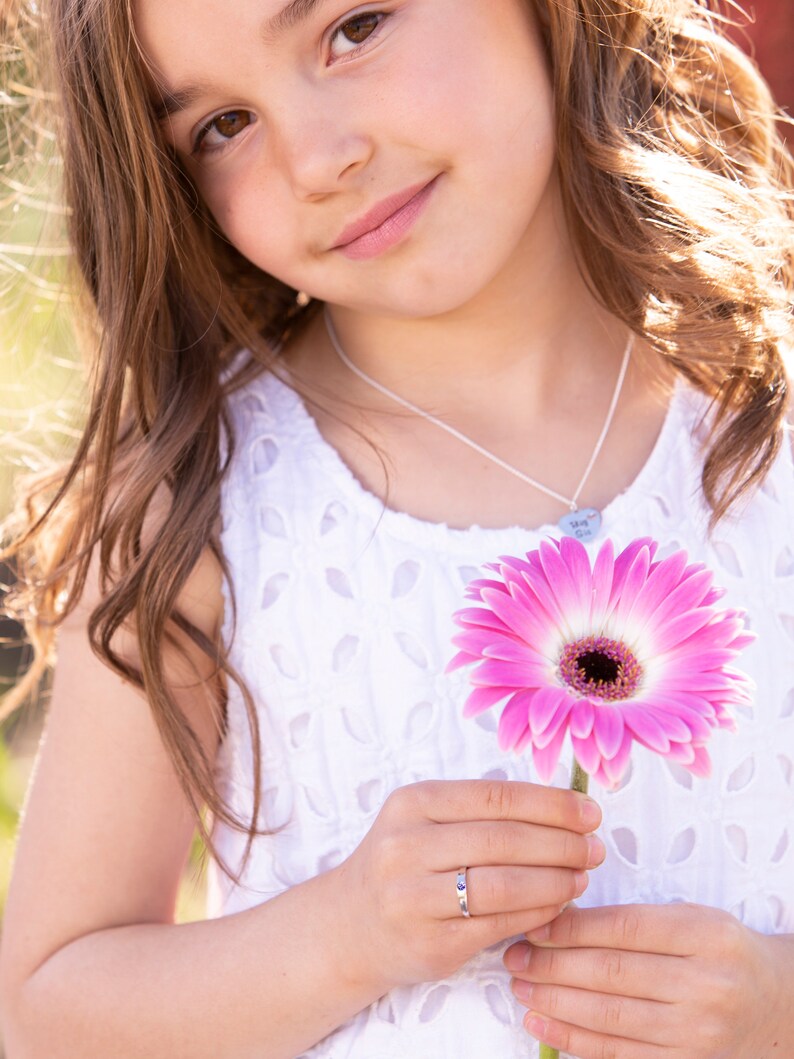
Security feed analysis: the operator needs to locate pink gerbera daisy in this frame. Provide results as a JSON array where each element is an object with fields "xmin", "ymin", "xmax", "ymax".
[{"xmin": 448, "ymin": 536, "xmax": 754, "ymax": 788}]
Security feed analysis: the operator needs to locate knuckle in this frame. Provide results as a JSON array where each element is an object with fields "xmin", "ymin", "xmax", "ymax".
[
  {"xmin": 374, "ymin": 828, "xmax": 407, "ymax": 876},
  {"xmin": 542, "ymin": 984, "xmax": 563, "ymax": 1018},
  {"xmin": 599, "ymin": 994, "xmax": 626, "ymax": 1033},
  {"xmin": 594, "ymin": 1038, "xmax": 620, "ymax": 1059},
  {"xmin": 610, "ymin": 905, "xmax": 642, "ymax": 947},
  {"xmin": 715, "ymin": 910, "xmax": 745, "ymax": 958},
  {"xmin": 596, "ymin": 948, "xmax": 627, "ymax": 989},
  {"xmin": 404, "ymin": 779, "xmax": 435, "ymax": 814},
  {"xmin": 484, "ymin": 780, "xmax": 514, "ymax": 818}
]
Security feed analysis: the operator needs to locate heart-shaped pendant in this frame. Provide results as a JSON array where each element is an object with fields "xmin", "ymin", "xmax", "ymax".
[{"xmin": 558, "ymin": 507, "xmax": 602, "ymax": 542}]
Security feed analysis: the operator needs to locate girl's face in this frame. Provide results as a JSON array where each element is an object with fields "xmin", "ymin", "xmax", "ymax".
[{"xmin": 135, "ymin": 0, "xmax": 558, "ymax": 318}]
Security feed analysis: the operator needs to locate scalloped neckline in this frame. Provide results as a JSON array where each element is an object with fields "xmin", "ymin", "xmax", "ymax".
[{"xmin": 259, "ymin": 368, "xmax": 690, "ymax": 553}]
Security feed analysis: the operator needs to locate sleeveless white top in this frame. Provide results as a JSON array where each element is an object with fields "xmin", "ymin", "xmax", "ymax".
[{"xmin": 208, "ymin": 367, "xmax": 794, "ymax": 1058}]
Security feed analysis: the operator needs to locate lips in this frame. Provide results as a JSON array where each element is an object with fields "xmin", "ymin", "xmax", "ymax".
[{"xmin": 331, "ymin": 176, "xmax": 438, "ymax": 258}]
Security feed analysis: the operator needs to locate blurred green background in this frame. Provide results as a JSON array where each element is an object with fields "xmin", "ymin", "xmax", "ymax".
[
  {"xmin": 0, "ymin": 202, "xmax": 208, "ymax": 913},
  {"xmin": 0, "ymin": 71, "xmax": 208, "ymax": 1056}
]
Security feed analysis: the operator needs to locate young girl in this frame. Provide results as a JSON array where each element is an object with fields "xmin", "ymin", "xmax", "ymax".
[{"xmin": 2, "ymin": 0, "xmax": 794, "ymax": 1056}]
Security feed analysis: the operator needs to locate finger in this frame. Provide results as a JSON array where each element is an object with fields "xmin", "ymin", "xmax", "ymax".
[
  {"xmin": 525, "ymin": 903, "xmax": 701, "ymax": 957},
  {"xmin": 448, "ymin": 904, "xmax": 570, "ymax": 953},
  {"xmin": 511, "ymin": 978, "xmax": 679, "ymax": 1045},
  {"xmin": 409, "ymin": 779, "xmax": 601, "ymax": 832},
  {"xmin": 427, "ymin": 820, "xmax": 606, "ymax": 872},
  {"xmin": 504, "ymin": 941, "xmax": 685, "ymax": 1003},
  {"xmin": 432, "ymin": 865, "xmax": 589, "ymax": 920},
  {"xmin": 522, "ymin": 1009, "xmax": 670, "ymax": 1059}
]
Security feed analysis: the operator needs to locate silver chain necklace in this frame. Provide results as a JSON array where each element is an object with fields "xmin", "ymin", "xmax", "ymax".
[{"xmin": 323, "ymin": 308, "xmax": 633, "ymax": 543}]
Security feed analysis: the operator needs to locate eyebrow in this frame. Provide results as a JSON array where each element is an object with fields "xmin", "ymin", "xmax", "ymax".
[
  {"xmin": 152, "ymin": 0, "xmax": 327, "ymax": 119},
  {"xmin": 262, "ymin": 0, "xmax": 327, "ymax": 44}
]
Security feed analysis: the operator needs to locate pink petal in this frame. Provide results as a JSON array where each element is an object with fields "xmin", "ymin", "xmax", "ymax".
[
  {"xmin": 609, "ymin": 546, "xmax": 652, "ymax": 625},
  {"xmin": 653, "ymin": 671, "xmax": 741, "ymax": 694},
  {"xmin": 497, "ymin": 692, "xmax": 533, "ymax": 751},
  {"xmin": 627, "ymin": 549, "xmax": 689, "ymax": 625},
  {"xmin": 621, "ymin": 705, "xmax": 671, "ymax": 752},
  {"xmin": 664, "ymin": 741, "xmax": 696, "ymax": 765},
  {"xmin": 602, "ymin": 732, "xmax": 634, "ymax": 785},
  {"xmin": 446, "ymin": 650, "xmax": 479, "ymax": 674},
  {"xmin": 529, "ymin": 687, "xmax": 574, "ymax": 749},
  {"xmin": 703, "ymin": 586, "xmax": 727, "ymax": 605},
  {"xmin": 480, "ymin": 587, "xmax": 554, "ymax": 648},
  {"xmin": 470, "ymin": 659, "xmax": 549, "ymax": 688},
  {"xmin": 728, "ymin": 632, "xmax": 756, "ymax": 651},
  {"xmin": 570, "ymin": 698, "xmax": 595, "ymax": 738},
  {"xmin": 532, "ymin": 722, "xmax": 568, "ymax": 783},
  {"xmin": 643, "ymin": 706, "xmax": 693, "ymax": 742},
  {"xmin": 649, "ymin": 608, "xmax": 716, "ymax": 653},
  {"xmin": 538, "ymin": 539, "xmax": 589, "ymax": 619},
  {"xmin": 571, "ymin": 733, "xmax": 602, "ymax": 774},
  {"xmin": 452, "ymin": 629, "xmax": 509, "ymax": 655},
  {"xmin": 462, "ymin": 685, "xmax": 514, "ymax": 718},
  {"xmin": 661, "ymin": 648, "xmax": 742, "ymax": 670},
  {"xmin": 687, "ymin": 745, "xmax": 712, "ymax": 777},
  {"xmin": 609, "ymin": 538, "xmax": 655, "ymax": 604},
  {"xmin": 639, "ymin": 695, "xmax": 714, "ymax": 741},
  {"xmin": 528, "ymin": 685, "xmax": 569, "ymax": 734},
  {"xmin": 590, "ymin": 538, "xmax": 615, "ymax": 620},
  {"xmin": 482, "ymin": 640, "xmax": 547, "ymax": 665},
  {"xmin": 559, "ymin": 536, "xmax": 593, "ymax": 593},
  {"xmin": 515, "ymin": 726, "xmax": 535, "ymax": 753},
  {"xmin": 592, "ymin": 765, "xmax": 615, "ymax": 789},
  {"xmin": 593, "ymin": 705, "xmax": 625, "ymax": 759},
  {"xmin": 453, "ymin": 606, "xmax": 511, "ymax": 632},
  {"xmin": 646, "ymin": 569, "xmax": 714, "ymax": 629}
]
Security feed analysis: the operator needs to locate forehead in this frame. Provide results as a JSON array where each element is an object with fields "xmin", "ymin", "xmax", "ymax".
[{"xmin": 133, "ymin": 0, "xmax": 305, "ymax": 86}]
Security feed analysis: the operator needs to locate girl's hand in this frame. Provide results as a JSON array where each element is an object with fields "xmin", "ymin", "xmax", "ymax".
[
  {"xmin": 331, "ymin": 780, "xmax": 605, "ymax": 992},
  {"xmin": 504, "ymin": 902, "xmax": 794, "ymax": 1057}
]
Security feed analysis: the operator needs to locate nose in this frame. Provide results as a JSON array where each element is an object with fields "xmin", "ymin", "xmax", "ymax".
[{"xmin": 273, "ymin": 92, "xmax": 374, "ymax": 200}]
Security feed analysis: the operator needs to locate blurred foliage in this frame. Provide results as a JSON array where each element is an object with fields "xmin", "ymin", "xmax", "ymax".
[{"xmin": 0, "ymin": 11, "xmax": 208, "ymax": 960}]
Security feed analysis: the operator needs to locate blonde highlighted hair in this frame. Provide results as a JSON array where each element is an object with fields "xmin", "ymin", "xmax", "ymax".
[{"xmin": 2, "ymin": 0, "xmax": 792, "ymax": 882}]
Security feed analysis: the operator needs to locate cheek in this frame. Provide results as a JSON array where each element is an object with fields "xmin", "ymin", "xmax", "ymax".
[{"xmin": 205, "ymin": 177, "xmax": 300, "ymax": 281}]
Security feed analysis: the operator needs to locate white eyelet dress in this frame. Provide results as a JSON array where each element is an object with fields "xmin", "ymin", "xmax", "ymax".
[{"xmin": 208, "ymin": 366, "xmax": 794, "ymax": 1058}]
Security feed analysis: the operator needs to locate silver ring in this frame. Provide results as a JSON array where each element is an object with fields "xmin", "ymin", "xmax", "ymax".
[{"xmin": 456, "ymin": 868, "xmax": 471, "ymax": 917}]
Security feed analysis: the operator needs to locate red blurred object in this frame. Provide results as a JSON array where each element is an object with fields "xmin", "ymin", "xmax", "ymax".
[{"xmin": 730, "ymin": 0, "xmax": 794, "ymax": 115}]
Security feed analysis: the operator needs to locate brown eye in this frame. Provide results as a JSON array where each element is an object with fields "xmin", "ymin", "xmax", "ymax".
[
  {"xmin": 212, "ymin": 111, "xmax": 252, "ymax": 139},
  {"xmin": 341, "ymin": 14, "xmax": 380, "ymax": 45},
  {"xmin": 329, "ymin": 12, "xmax": 387, "ymax": 59},
  {"xmin": 194, "ymin": 110, "xmax": 255, "ymax": 154}
]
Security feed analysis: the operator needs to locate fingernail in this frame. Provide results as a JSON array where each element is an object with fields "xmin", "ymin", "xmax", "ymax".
[
  {"xmin": 574, "ymin": 870, "xmax": 589, "ymax": 897},
  {"xmin": 526, "ymin": 922, "xmax": 550, "ymax": 943},
  {"xmin": 504, "ymin": 943, "xmax": 531, "ymax": 972},
  {"xmin": 512, "ymin": 979, "xmax": 534, "ymax": 1002},
  {"xmin": 586, "ymin": 834, "xmax": 606, "ymax": 867},
  {"xmin": 580, "ymin": 796, "xmax": 601, "ymax": 829},
  {"xmin": 525, "ymin": 1012, "xmax": 548, "ymax": 1037}
]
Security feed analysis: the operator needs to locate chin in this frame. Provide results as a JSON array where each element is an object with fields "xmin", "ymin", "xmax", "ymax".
[{"xmin": 338, "ymin": 258, "xmax": 510, "ymax": 320}]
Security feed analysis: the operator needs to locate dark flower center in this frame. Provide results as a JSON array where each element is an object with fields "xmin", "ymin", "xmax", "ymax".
[
  {"xmin": 576, "ymin": 650, "xmax": 620, "ymax": 684},
  {"xmin": 558, "ymin": 635, "xmax": 642, "ymax": 702}
]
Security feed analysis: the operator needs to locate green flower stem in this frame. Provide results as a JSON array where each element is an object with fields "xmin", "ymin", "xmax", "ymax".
[
  {"xmin": 571, "ymin": 758, "xmax": 590, "ymax": 796},
  {"xmin": 538, "ymin": 758, "xmax": 589, "ymax": 1059}
]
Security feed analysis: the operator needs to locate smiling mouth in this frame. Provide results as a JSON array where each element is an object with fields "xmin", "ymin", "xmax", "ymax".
[{"xmin": 332, "ymin": 176, "xmax": 440, "ymax": 261}]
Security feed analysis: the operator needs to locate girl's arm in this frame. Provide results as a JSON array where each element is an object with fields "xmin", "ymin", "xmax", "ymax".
[
  {"xmin": 0, "ymin": 549, "xmax": 602, "ymax": 1059},
  {"xmin": 0, "ymin": 549, "xmax": 384, "ymax": 1058}
]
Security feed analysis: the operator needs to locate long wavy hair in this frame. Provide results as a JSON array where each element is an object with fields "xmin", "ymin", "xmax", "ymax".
[{"xmin": 2, "ymin": 0, "xmax": 792, "ymax": 883}]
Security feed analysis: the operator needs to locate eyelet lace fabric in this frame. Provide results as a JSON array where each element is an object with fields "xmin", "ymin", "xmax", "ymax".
[{"xmin": 208, "ymin": 367, "xmax": 794, "ymax": 1058}]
